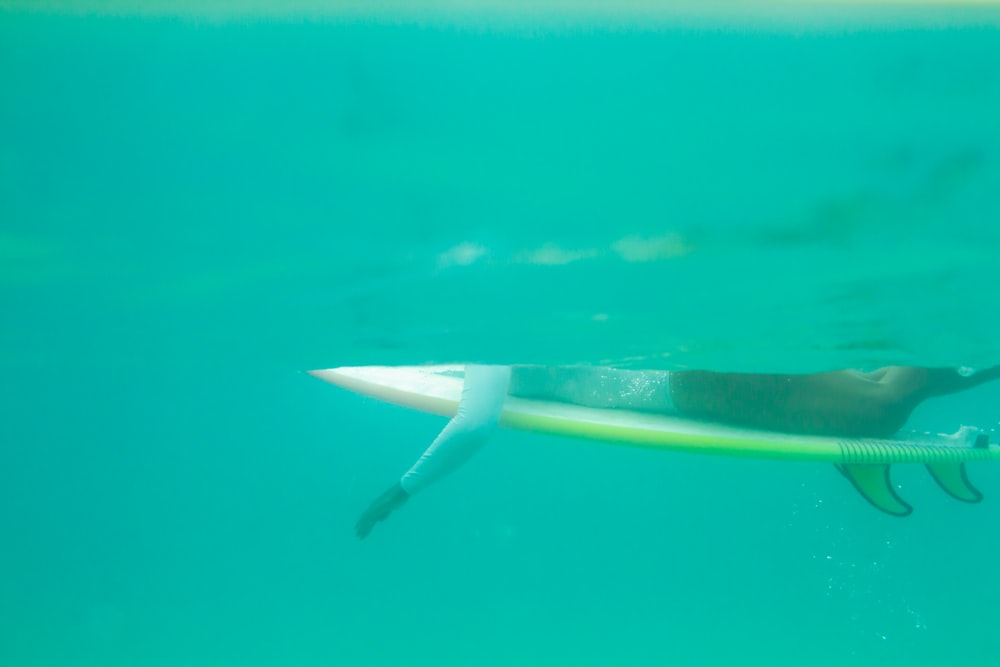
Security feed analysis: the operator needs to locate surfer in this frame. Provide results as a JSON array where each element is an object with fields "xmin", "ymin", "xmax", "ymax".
[{"xmin": 355, "ymin": 364, "xmax": 1000, "ymax": 538}]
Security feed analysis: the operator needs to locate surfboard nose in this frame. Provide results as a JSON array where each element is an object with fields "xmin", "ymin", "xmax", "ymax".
[{"xmin": 306, "ymin": 368, "xmax": 339, "ymax": 382}]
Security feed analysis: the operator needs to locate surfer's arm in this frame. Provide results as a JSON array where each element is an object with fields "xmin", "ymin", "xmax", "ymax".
[
  {"xmin": 355, "ymin": 364, "xmax": 510, "ymax": 539},
  {"xmin": 399, "ymin": 364, "xmax": 511, "ymax": 494}
]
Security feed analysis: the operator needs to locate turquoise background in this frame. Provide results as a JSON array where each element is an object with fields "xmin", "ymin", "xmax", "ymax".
[{"xmin": 2, "ymin": 7, "xmax": 1000, "ymax": 666}]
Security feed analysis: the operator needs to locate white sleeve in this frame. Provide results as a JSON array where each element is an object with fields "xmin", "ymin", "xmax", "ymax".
[{"xmin": 399, "ymin": 364, "xmax": 511, "ymax": 495}]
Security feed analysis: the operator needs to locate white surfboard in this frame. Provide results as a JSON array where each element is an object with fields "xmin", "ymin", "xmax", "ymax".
[{"xmin": 310, "ymin": 365, "xmax": 1000, "ymax": 515}]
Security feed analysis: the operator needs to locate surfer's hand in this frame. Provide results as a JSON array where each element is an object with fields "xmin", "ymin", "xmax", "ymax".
[{"xmin": 355, "ymin": 482, "xmax": 410, "ymax": 539}]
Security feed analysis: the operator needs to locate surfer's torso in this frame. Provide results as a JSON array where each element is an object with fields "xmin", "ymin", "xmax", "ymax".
[{"xmin": 670, "ymin": 369, "xmax": 911, "ymax": 437}]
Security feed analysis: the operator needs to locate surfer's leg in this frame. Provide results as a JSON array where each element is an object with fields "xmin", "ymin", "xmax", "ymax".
[
  {"xmin": 917, "ymin": 366, "xmax": 1000, "ymax": 398},
  {"xmin": 876, "ymin": 365, "xmax": 1000, "ymax": 409},
  {"xmin": 667, "ymin": 366, "xmax": 1000, "ymax": 438},
  {"xmin": 782, "ymin": 366, "xmax": 1000, "ymax": 436},
  {"xmin": 510, "ymin": 366, "xmax": 675, "ymax": 413}
]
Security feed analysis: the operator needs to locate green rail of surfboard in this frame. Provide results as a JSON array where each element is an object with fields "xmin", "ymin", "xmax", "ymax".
[{"xmin": 499, "ymin": 409, "xmax": 1000, "ymax": 464}]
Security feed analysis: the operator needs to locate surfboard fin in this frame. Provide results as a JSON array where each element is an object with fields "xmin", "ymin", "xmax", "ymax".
[
  {"xmin": 926, "ymin": 463, "xmax": 983, "ymax": 503},
  {"xmin": 836, "ymin": 464, "xmax": 913, "ymax": 517}
]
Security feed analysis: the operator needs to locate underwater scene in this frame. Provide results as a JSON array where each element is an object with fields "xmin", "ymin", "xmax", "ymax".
[{"xmin": 2, "ymin": 2, "xmax": 1000, "ymax": 666}]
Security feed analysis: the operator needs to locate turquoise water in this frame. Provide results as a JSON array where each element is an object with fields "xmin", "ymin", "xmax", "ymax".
[{"xmin": 3, "ymin": 5, "xmax": 1000, "ymax": 667}]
